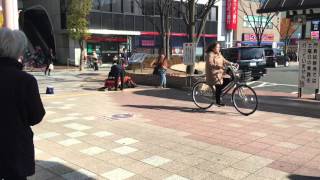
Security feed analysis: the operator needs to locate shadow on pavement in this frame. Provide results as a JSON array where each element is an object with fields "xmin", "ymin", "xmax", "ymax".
[
  {"xmin": 31, "ymin": 160, "xmax": 95, "ymax": 179},
  {"xmin": 258, "ymin": 95, "xmax": 320, "ymax": 118},
  {"xmin": 132, "ymin": 88, "xmax": 320, "ymax": 118},
  {"xmin": 123, "ymin": 105, "xmax": 238, "ymax": 116},
  {"xmin": 288, "ymin": 175, "xmax": 320, "ymax": 180}
]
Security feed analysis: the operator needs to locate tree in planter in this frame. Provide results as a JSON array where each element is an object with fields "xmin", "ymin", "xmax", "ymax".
[
  {"xmin": 134, "ymin": 0, "xmax": 174, "ymax": 59},
  {"xmin": 67, "ymin": 0, "xmax": 92, "ymax": 71},
  {"xmin": 180, "ymin": 0, "xmax": 217, "ymax": 74},
  {"xmin": 239, "ymin": 0, "xmax": 277, "ymax": 46}
]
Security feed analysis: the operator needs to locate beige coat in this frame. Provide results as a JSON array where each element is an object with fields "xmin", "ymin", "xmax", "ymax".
[{"xmin": 205, "ymin": 52, "xmax": 231, "ymax": 85}]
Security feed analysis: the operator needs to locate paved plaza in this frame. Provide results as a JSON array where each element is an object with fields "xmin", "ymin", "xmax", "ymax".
[{"xmin": 29, "ymin": 71, "xmax": 320, "ymax": 180}]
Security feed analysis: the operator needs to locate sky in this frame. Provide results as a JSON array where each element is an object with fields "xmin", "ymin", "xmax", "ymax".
[{"xmin": 0, "ymin": 0, "xmax": 2, "ymax": 11}]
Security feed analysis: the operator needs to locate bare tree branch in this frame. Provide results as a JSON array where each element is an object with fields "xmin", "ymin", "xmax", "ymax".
[{"xmin": 239, "ymin": 0, "xmax": 277, "ymax": 46}]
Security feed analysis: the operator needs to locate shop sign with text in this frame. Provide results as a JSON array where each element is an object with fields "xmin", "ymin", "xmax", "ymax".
[{"xmin": 243, "ymin": 33, "xmax": 274, "ymax": 42}]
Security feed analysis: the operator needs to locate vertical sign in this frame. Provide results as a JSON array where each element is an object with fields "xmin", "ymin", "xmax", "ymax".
[
  {"xmin": 183, "ymin": 43, "xmax": 196, "ymax": 65},
  {"xmin": 298, "ymin": 40, "xmax": 320, "ymax": 89},
  {"xmin": 226, "ymin": 0, "xmax": 238, "ymax": 30},
  {"xmin": 311, "ymin": 31, "xmax": 319, "ymax": 40},
  {"xmin": 0, "ymin": 0, "xmax": 3, "ymax": 27}
]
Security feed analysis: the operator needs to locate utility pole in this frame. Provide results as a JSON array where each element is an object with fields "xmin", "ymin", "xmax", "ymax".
[{"xmin": 2, "ymin": 0, "xmax": 19, "ymax": 29}]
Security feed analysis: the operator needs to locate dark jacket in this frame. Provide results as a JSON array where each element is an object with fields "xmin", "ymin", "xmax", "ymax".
[
  {"xmin": 45, "ymin": 51, "xmax": 53, "ymax": 66},
  {"xmin": 109, "ymin": 64, "xmax": 122, "ymax": 78},
  {"xmin": 0, "ymin": 57, "xmax": 45, "ymax": 177}
]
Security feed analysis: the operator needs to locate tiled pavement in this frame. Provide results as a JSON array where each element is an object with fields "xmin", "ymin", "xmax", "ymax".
[{"xmin": 29, "ymin": 72, "xmax": 320, "ymax": 180}]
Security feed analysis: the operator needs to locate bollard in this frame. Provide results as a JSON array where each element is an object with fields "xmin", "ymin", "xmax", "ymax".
[{"xmin": 46, "ymin": 86, "xmax": 54, "ymax": 94}]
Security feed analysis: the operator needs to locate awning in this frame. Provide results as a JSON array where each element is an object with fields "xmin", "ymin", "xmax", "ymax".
[{"xmin": 257, "ymin": 0, "xmax": 320, "ymax": 13}]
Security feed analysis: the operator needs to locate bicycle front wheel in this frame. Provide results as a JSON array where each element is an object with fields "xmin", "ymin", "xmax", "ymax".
[
  {"xmin": 232, "ymin": 85, "xmax": 258, "ymax": 116},
  {"xmin": 192, "ymin": 81, "xmax": 215, "ymax": 109}
]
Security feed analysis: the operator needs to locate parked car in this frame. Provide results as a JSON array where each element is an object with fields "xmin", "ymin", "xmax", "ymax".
[
  {"xmin": 265, "ymin": 48, "xmax": 290, "ymax": 68},
  {"xmin": 221, "ymin": 47, "xmax": 267, "ymax": 81}
]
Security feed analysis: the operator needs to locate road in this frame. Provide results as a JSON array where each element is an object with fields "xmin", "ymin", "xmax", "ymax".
[{"xmin": 250, "ymin": 64, "xmax": 316, "ymax": 95}]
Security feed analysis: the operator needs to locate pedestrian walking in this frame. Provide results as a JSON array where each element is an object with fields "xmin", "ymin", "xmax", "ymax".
[
  {"xmin": 92, "ymin": 51, "xmax": 99, "ymax": 71},
  {"xmin": 44, "ymin": 48, "xmax": 54, "ymax": 76},
  {"xmin": 0, "ymin": 28, "xmax": 45, "ymax": 180},
  {"xmin": 156, "ymin": 54, "xmax": 168, "ymax": 88},
  {"xmin": 205, "ymin": 42, "xmax": 233, "ymax": 106}
]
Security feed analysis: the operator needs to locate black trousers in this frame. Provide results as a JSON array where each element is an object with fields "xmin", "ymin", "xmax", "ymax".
[
  {"xmin": 45, "ymin": 65, "xmax": 51, "ymax": 75},
  {"xmin": 115, "ymin": 75, "xmax": 124, "ymax": 90},
  {"xmin": 215, "ymin": 78, "xmax": 231, "ymax": 103},
  {"xmin": 93, "ymin": 62, "xmax": 99, "ymax": 71}
]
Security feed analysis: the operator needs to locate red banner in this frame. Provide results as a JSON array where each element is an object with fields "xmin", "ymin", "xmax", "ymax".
[{"xmin": 226, "ymin": 0, "xmax": 238, "ymax": 30}]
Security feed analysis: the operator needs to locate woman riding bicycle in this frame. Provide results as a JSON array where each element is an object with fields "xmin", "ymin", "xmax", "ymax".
[{"xmin": 205, "ymin": 42, "xmax": 235, "ymax": 106}]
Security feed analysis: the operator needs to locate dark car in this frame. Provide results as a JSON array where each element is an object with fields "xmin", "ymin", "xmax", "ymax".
[
  {"xmin": 265, "ymin": 48, "xmax": 290, "ymax": 68},
  {"xmin": 221, "ymin": 47, "xmax": 267, "ymax": 81}
]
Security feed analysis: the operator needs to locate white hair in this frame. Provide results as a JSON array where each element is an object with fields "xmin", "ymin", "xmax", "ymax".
[{"xmin": 0, "ymin": 28, "xmax": 28, "ymax": 59}]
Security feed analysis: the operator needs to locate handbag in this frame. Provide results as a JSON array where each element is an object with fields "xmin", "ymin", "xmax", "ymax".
[
  {"xmin": 49, "ymin": 63, "xmax": 54, "ymax": 70},
  {"xmin": 153, "ymin": 65, "xmax": 159, "ymax": 75}
]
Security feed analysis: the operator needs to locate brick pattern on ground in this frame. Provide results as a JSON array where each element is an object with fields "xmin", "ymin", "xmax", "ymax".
[{"xmin": 29, "ymin": 71, "xmax": 320, "ymax": 180}]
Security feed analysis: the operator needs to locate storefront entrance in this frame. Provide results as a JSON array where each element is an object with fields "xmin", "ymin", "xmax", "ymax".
[{"xmin": 86, "ymin": 35, "xmax": 130, "ymax": 63}]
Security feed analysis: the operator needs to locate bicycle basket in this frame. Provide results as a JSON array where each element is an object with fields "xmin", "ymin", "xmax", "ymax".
[{"xmin": 237, "ymin": 70, "xmax": 252, "ymax": 82}]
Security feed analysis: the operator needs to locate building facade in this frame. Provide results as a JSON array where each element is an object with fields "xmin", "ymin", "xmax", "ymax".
[
  {"xmin": 18, "ymin": 0, "xmax": 219, "ymax": 65},
  {"xmin": 234, "ymin": 0, "xmax": 281, "ymax": 47},
  {"xmin": 4, "ymin": 0, "xmax": 284, "ymax": 64}
]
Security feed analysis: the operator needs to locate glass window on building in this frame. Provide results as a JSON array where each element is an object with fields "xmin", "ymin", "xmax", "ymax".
[
  {"xmin": 155, "ymin": 2, "xmax": 160, "ymax": 16},
  {"xmin": 196, "ymin": 4, "xmax": 205, "ymax": 19},
  {"xmin": 60, "ymin": 0, "xmax": 67, "ymax": 29},
  {"xmin": 92, "ymin": 0, "xmax": 100, "ymax": 10},
  {"xmin": 93, "ymin": 0, "xmax": 112, "ymax": 12},
  {"xmin": 112, "ymin": 0, "xmax": 122, "ymax": 13},
  {"xmin": 173, "ymin": 1, "xmax": 181, "ymax": 18},
  {"xmin": 243, "ymin": 15, "xmax": 273, "ymax": 29},
  {"xmin": 144, "ymin": 0, "xmax": 154, "ymax": 15},
  {"xmin": 133, "ymin": 0, "xmax": 143, "ymax": 15},
  {"xmin": 123, "ymin": 0, "xmax": 134, "ymax": 13},
  {"xmin": 209, "ymin": 6, "xmax": 217, "ymax": 21},
  {"xmin": 102, "ymin": 13, "xmax": 113, "ymax": 29},
  {"xmin": 89, "ymin": 12, "xmax": 102, "ymax": 29}
]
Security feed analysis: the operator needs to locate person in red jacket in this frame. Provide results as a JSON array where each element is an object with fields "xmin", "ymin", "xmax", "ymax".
[{"xmin": 156, "ymin": 54, "xmax": 168, "ymax": 88}]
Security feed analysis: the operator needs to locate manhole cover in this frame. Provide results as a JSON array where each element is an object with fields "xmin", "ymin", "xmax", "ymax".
[
  {"xmin": 111, "ymin": 113, "xmax": 134, "ymax": 119},
  {"xmin": 98, "ymin": 113, "xmax": 134, "ymax": 121}
]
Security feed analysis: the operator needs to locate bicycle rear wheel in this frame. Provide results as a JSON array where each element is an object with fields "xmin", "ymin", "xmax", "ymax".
[
  {"xmin": 192, "ymin": 81, "xmax": 215, "ymax": 109},
  {"xmin": 232, "ymin": 85, "xmax": 258, "ymax": 116}
]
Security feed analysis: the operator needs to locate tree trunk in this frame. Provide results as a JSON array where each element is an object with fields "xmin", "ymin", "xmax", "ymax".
[
  {"xmin": 161, "ymin": 35, "xmax": 166, "ymax": 55},
  {"xmin": 79, "ymin": 39, "xmax": 83, "ymax": 71},
  {"xmin": 257, "ymin": 34, "xmax": 262, "ymax": 47},
  {"xmin": 187, "ymin": 0, "xmax": 196, "ymax": 75},
  {"xmin": 166, "ymin": 34, "xmax": 170, "ymax": 60},
  {"xmin": 165, "ymin": 10, "xmax": 171, "ymax": 60}
]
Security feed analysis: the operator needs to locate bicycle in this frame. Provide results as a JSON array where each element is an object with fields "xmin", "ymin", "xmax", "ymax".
[
  {"xmin": 23, "ymin": 56, "xmax": 46, "ymax": 72},
  {"xmin": 192, "ymin": 64, "xmax": 258, "ymax": 116}
]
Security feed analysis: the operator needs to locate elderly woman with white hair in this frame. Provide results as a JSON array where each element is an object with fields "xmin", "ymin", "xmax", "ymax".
[{"xmin": 0, "ymin": 28, "xmax": 45, "ymax": 180}]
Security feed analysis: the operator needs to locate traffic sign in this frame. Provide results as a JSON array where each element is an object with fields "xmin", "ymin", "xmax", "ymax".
[{"xmin": 183, "ymin": 43, "xmax": 196, "ymax": 65}]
